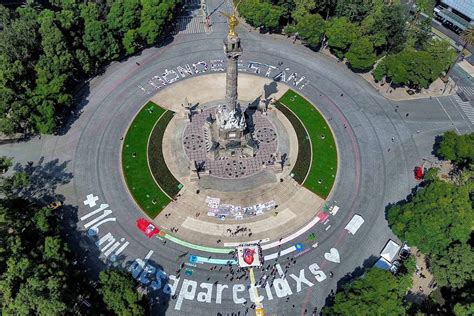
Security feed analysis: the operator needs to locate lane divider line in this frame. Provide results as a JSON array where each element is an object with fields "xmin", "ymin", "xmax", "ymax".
[
  {"xmin": 190, "ymin": 255, "xmax": 237, "ymax": 265},
  {"xmin": 162, "ymin": 233, "xmax": 233, "ymax": 254},
  {"xmin": 261, "ymin": 215, "xmax": 321, "ymax": 250}
]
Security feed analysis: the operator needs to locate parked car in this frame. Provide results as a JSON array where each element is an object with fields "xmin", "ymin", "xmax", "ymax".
[
  {"xmin": 390, "ymin": 260, "xmax": 402, "ymax": 275},
  {"xmin": 399, "ymin": 243, "xmax": 411, "ymax": 261},
  {"xmin": 136, "ymin": 218, "xmax": 159, "ymax": 238},
  {"xmin": 414, "ymin": 166, "xmax": 423, "ymax": 180}
]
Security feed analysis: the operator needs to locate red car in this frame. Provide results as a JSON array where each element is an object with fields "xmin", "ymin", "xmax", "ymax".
[
  {"xmin": 136, "ymin": 218, "xmax": 159, "ymax": 238},
  {"xmin": 414, "ymin": 166, "xmax": 423, "ymax": 180}
]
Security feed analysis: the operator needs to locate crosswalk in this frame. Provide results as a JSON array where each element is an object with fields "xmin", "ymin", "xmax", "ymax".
[
  {"xmin": 457, "ymin": 85, "xmax": 474, "ymax": 98},
  {"xmin": 453, "ymin": 94, "xmax": 474, "ymax": 124},
  {"xmin": 172, "ymin": 15, "xmax": 211, "ymax": 35}
]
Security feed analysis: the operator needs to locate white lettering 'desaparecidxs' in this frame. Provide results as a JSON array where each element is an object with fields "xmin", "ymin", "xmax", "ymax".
[{"xmin": 80, "ymin": 196, "xmax": 328, "ymax": 312}]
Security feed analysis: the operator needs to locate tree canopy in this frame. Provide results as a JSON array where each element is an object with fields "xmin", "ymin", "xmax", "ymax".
[
  {"xmin": 285, "ymin": 13, "xmax": 325, "ymax": 47},
  {"xmin": 239, "ymin": 0, "xmax": 284, "ymax": 31},
  {"xmin": 0, "ymin": 158, "xmax": 149, "ymax": 315},
  {"xmin": 387, "ymin": 178, "xmax": 472, "ymax": 256},
  {"xmin": 325, "ymin": 17, "xmax": 360, "ymax": 58},
  {"xmin": 387, "ymin": 153, "xmax": 473, "ymax": 314},
  {"xmin": 99, "ymin": 270, "xmax": 146, "ymax": 316},
  {"xmin": 0, "ymin": 1, "xmax": 180, "ymax": 136},
  {"xmin": 345, "ymin": 37, "xmax": 376, "ymax": 71},
  {"xmin": 437, "ymin": 131, "xmax": 474, "ymax": 165},
  {"xmin": 324, "ymin": 267, "xmax": 414, "ymax": 315},
  {"xmin": 373, "ymin": 40, "xmax": 456, "ymax": 89}
]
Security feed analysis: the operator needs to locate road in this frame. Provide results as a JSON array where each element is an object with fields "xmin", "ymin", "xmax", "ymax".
[{"xmin": 1, "ymin": 1, "xmax": 472, "ymax": 314}]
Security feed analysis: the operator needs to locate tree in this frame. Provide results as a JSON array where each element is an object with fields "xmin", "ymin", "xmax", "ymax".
[
  {"xmin": 345, "ymin": 37, "xmax": 376, "ymax": 70},
  {"xmin": 373, "ymin": 4, "xmax": 407, "ymax": 53},
  {"xmin": 123, "ymin": 29, "xmax": 140, "ymax": 55},
  {"xmin": 324, "ymin": 268, "xmax": 413, "ymax": 315},
  {"xmin": 0, "ymin": 162, "xmax": 126, "ymax": 314},
  {"xmin": 335, "ymin": 0, "xmax": 373, "ymax": 22},
  {"xmin": 239, "ymin": 0, "xmax": 284, "ymax": 31},
  {"xmin": 325, "ymin": 17, "xmax": 360, "ymax": 58},
  {"xmin": 0, "ymin": 156, "xmax": 12, "ymax": 173},
  {"xmin": 437, "ymin": 131, "xmax": 474, "ymax": 165},
  {"xmin": 107, "ymin": 0, "xmax": 141, "ymax": 35},
  {"xmin": 460, "ymin": 27, "xmax": 474, "ymax": 50},
  {"xmin": 291, "ymin": 0, "xmax": 316, "ymax": 22},
  {"xmin": 387, "ymin": 179, "xmax": 473, "ymax": 256},
  {"xmin": 374, "ymin": 40, "xmax": 456, "ymax": 89},
  {"xmin": 80, "ymin": 3, "xmax": 119, "ymax": 62},
  {"xmin": 314, "ymin": 0, "xmax": 337, "ymax": 20},
  {"xmin": 286, "ymin": 13, "xmax": 325, "ymax": 47},
  {"xmin": 270, "ymin": 0, "xmax": 295, "ymax": 22},
  {"xmin": 430, "ymin": 243, "xmax": 474, "ymax": 289},
  {"xmin": 415, "ymin": 0, "xmax": 436, "ymax": 17},
  {"xmin": 99, "ymin": 270, "xmax": 146, "ymax": 316},
  {"xmin": 139, "ymin": 0, "xmax": 176, "ymax": 45},
  {"xmin": 0, "ymin": 168, "xmax": 30, "ymax": 197}
]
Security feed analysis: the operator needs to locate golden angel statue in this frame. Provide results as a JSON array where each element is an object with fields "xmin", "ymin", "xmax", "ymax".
[
  {"xmin": 220, "ymin": 11, "xmax": 239, "ymax": 37},
  {"xmin": 220, "ymin": 0, "xmax": 241, "ymax": 38}
]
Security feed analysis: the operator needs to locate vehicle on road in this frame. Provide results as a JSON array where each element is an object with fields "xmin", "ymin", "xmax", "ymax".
[
  {"xmin": 136, "ymin": 218, "xmax": 160, "ymax": 238},
  {"xmin": 375, "ymin": 240, "xmax": 411, "ymax": 275}
]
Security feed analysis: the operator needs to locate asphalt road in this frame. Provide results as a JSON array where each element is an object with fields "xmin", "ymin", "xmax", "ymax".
[{"xmin": 1, "ymin": 4, "xmax": 473, "ymax": 315}]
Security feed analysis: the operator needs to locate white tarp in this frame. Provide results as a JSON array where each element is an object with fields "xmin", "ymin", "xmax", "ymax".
[
  {"xmin": 381, "ymin": 240, "xmax": 401, "ymax": 263},
  {"xmin": 344, "ymin": 214, "xmax": 364, "ymax": 234}
]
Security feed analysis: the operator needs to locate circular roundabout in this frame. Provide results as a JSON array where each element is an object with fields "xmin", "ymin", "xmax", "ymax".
[
  {"xmin": 121, "ymin": 74, "xmax": 338, "ymax": 248},
  {"xmin": 63, "ymin": 30, "xmax": 425, "ymax": 315}
]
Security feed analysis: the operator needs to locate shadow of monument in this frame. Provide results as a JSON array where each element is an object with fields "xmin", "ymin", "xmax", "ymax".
[
  {"xmin": 12, "ymin": 157, "xmax": 73, "ymax": 200},
  {"xmin": 264, "ymin": 81, "xmax": 278, "ymax": 99}
]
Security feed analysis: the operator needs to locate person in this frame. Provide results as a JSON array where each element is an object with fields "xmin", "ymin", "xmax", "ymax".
[{"xmin": 329, "ymin": 271, "xmax": 334, "ymax": 278}]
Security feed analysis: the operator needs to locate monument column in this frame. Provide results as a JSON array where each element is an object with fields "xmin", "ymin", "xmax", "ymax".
[{"xmin": 224, "ymin": 35, "xmax": 242, "ymax": 112}]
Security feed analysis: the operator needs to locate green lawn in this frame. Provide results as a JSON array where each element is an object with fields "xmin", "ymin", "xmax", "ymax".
[
  {"xmin": 122, "ymin": 101, "xmax": 178, "ymax": 218},
  {"xmin": 278, "ymin": 90, "xmax": 337, "ymax": 198},
  {"xmin": 274, "ymin": 102, "xmax": 311, "ymax": 184}
]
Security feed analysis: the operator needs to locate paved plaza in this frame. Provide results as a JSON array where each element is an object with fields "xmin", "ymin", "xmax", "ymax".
[{"xmin": 183, "ymin": 106, "xmax": 279, "ymax": 178}]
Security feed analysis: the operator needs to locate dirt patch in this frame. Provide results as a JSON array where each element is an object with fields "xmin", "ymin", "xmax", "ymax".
[{"xmin": 406, "ymin": 247, "xmax": 437, "ymax": 306}]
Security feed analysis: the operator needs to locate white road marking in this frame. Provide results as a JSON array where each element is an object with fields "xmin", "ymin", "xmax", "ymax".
[
  {"xmin": 83, "ymin": 194, "xmax": 99, "ymax": 207},
  {"xmin": 435, "ymin": 98, "xmax": 460, "ymax": 133},
  {"xmin": 453, "ymin": 94, "xmax": 474, "ymax": 125},
  {"xmin": 324, "ymin": 248, "xmax": 340, "ymax": 263}
]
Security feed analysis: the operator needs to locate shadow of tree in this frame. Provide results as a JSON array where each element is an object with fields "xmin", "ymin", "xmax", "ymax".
[
  {"xmin": 123, "ymin": 257, "xmax": 171, "ymax": 315},
  {"xmin": 66, "ymin": 204, "xmax": 171, "ymax": 314},
  {"xmin": 431, "ymin": 135, "xmax": 443, "ymax": 158},
  {"xmin": 12, "ymin": 157, "xmax": 73, "ymax": 199},
  {"xmin": 264, "ymin": 81, "xmax": 278, "ymax": 99},
  {"xmin": 323, "ymin": 255, "xmax": 379, "ymax": 309}
]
